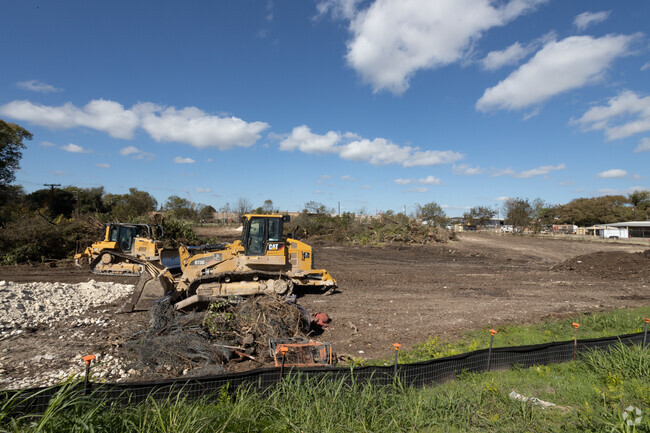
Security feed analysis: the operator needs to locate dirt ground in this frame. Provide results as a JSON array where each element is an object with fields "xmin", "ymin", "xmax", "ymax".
[{"xmin": 1, "ymin": 232, "xmax": 649, "ymax": 386}]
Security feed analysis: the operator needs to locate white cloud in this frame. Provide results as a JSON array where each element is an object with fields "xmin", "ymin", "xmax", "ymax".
[
  {"xmin": 119, "ymin": 146, "xmax": 154, "ymax": 160},
  {"xmin": 0, "ymin": 99, "xmax": 139, "ymax": 139},
  {"xmin": 316, "ymin": 0, "xmax": 361, "ymax": 20},
  {"xmin": 120, "ymin": 146, "xmax": 139, "ymax": 156},
  {"xmin": 280, "ymin": 126, "xmax": 463, "ymax": 167},
  {"xmin": 407, "ymin": 187, "xmax": 428, "ymax": 193},
  {"xmin": 418, "ymin": 175, "xmax": 441, "ymax": 184},
  {"xmin": 572, "ymin": 91, "xmax": 650, "ymax": 140},
  {"xmin": 452, "ymin": 164, "xmax": 484, "ymax": 175},
  {"xmin": 173, "ymin": 156, "xmax": 195, "ymax": 164},
  {"xmin": 341, "ymin": 175, "xmax": 355, "ymax": 181},
  {"xmin": 394, "ymin": 176, "xmax": 441, "ymax": 185},
  {"xmin": 481, "ymin": 42, "xmax": 529, "ymax": 71},
  {"xmin": 597, "ymin": 168, "xmax": 627, "ymax": 178},
  {"xmin": 343, "ymin": 0, "xmax": 547, "ymax": 94},
  {"xmin": 642, "ymin": 62, "xmax": 650, "ymax": 71},
  {"xmin": 0, "ymin": 99, "xmax": 269, "ymax": 149},
  {"xmin": 16, "ymin": 80, "xmax": 62, "ymax": 93},
  {"xmin": 279, "ymin": 125, "xmax": 342, "ymax": 154},
  {"xmin": 195, "ymin": 187, "xmax": 212, "ymax": 193},
  {"xmin": 60, "ymin": 143, "xmax": 90, "ymax": 153},
  {"xmin": 635, "ymin": 137, "xmax": 650, "ymax": 153},
  {"xmin": 50, "ymin": 170, "xmax": 68, "ymax": 176},
  {"xmin": 477, "ymin": 34, "xmax": 637, "ymax": 112},
  {"xmin": 481, "ymin": 31, "xmax": 556, "ymax": 71},
  {"xmin": 495, "ymin": 196, "xmax": 510, "ymax": 201},
  {"xmin": 361, "ymin": 185, "xmax": 371, "ymax": 189},
  {"xmin": 491, "ymin": 164, "xmax": 565, "ymax": 178},
  {"xmin": 573, "ymin": 11, "xmax": 610, "ymax": 31},
  {"xmin": 597, "ymin": 188, "xmax": 619, "ymax": 195},
  {"xmin": 40, "ymin": 141, "xmax": 55, "ymax": 147},
  {"xmin": 95, "ymin": 163, "xmax": 110, "ymax": 168},
  {"xmin": 516, "ymin": 163, "xmax": 566, "ymax": 178},
  {"xmin": 135, "ymin": 103, "xmax": 269, "ymax": 149}
]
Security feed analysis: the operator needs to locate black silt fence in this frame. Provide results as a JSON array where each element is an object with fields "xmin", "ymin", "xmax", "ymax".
[{"xmin": 2, "ymin": 331, "xmax": 645, "ymax": 415}]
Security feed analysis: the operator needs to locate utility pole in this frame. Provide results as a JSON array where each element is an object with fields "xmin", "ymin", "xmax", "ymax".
[{"xmin": 43, "ymin": 183, "xmax": 61, "ymax": 213}]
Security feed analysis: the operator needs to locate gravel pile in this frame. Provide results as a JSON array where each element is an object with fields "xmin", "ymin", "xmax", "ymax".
[
  {"xmin": 0, "ymin": 280, "xmax": 137, "ymax": 389},
  {"xmin": 0, "ymin": 280, "xmax": 133, "ymax": 334}
]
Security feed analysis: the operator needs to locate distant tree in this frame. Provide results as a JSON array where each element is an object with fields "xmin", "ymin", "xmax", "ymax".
[
  {"xmin": 235, "ymin": 197, "xmax": 253, "ymax": 219},
  {"xmin": 0, "ymin": 184, "xmax": 25, "ymax": 225},
  {"xmin": 262, "ymin": 199, "xmax": 275, "ymax": 214},
  {"xmin": 416, "ymin": 202, "xmax": 447, "ymax": 226},
  {"xmin": 628, "ymin": 190, "xmax": 650, "ymax": 220},
  {"xmin": 556, "ymin": 195, "xmax": 633, "ymax": 226},
  {"xmin": 164, "ymin": 195, "xmax": 197, "ymax": 221},
  {"xmin": 64, "ymin": 186, "xmax": 107, "ymax": 215},
  {"xmin": 219, "ymin": 202, "xmax": 231, "ymax": 214},
  {"xmin": 0, "ymin": 119, "xmax": 32, "ymax": 188},
  {"xmin": 503, "ymin": 198, "xmax": 532, "ymax": 233},
  {"xmin": 26, "ymin": 187, "xmax": 76, "ymax": 217},
  {"xmin": 103, "ymin": 188, "xmax": 157, "ymax": 221},
  {"xmin": 198, "ymin": 205, "xmax": 216, "ymax": 221},
  {"xmin": 463, "ymin": 206, "xmax": 496, "ymax": 227},
  {"xmin": 304, "ymin": 201, "xmax": 330, "ymax": 214},
  {"xmin": 530, "ymin": 198, "xmax": 552, "ymax": 233}
]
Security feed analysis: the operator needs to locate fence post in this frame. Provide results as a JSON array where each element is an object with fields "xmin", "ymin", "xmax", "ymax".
[
  {"xmin": 572, "ymin": 323, "xmax": 580, "ymax": 361},
  {"xmin": 279, "ymin": 346, "xmax": 288, "ymax": 379},
  {"xmin": 643, "ymin": 318, "xmax": 649, "ymax": 349},
  {"xmin": 486, "ymin": 329, "xmax": 497, "ymax": 372},
  {"xmin": 392, "ymin": 343, "xmax": 402, "ymax": 376},
  {"xmin": 82, "ymin": 354, "xmax": 95, "ymax": 396}
]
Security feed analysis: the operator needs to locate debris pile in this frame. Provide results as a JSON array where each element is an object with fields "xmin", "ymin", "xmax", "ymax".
[{"xmin": 122, "ymin": 295, "xmax": 314, "ymax": 379}]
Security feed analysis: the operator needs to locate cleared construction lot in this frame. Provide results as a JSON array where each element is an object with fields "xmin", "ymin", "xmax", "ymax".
[{"xmin": 1, "ymin": 232, "xmax": 648, "ymax": 388}]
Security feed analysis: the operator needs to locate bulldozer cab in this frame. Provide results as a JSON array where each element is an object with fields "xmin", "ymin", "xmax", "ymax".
[
  {"xmin": 241, "ymin": 215, "xmax": 288, "ymax": 256},
  {"xmin": 106, "ymin": 224, "xmax": 161, "ymax": 253}
]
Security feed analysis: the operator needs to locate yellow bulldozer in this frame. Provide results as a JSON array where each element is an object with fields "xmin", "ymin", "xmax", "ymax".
[
  {"xmin": 74, "ymin": 223, "xmax": 179, "ymax": 276},
  {"xmin": 122, "ymin": 214, "xmax": 337, "ymax": 312}
]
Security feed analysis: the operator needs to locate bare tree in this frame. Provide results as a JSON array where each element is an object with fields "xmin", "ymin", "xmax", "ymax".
[{"xmin": 235, "ymin": 197, "xmax": 253, "ymax": 219}]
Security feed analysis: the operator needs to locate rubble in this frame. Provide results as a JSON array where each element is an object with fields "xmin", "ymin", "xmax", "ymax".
[{"xmin": 0, "ymin": 280, "xmax": 133, "ymax": 336}]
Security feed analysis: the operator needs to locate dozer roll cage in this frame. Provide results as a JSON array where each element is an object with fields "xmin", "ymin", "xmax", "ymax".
[
  {"xmin": 104, "ymin": 223, "xmax": 163, "ymax": 253},
  {"xmin": 241, "ymin": 214, "xmax": 290, "ymax": 256}
]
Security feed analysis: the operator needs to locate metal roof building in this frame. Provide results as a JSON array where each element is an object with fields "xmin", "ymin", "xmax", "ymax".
[{"xmin": 606, "ymin": 221, "xmax": 650, "ymax": 239}]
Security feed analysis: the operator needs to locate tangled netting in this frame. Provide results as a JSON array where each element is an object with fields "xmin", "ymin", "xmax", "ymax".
[{"xmin": 122, "ymin": 295, "xmax": 311, "ymax": 379}]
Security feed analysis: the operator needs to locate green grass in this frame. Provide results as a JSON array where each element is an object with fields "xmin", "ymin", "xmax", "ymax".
[
  {"xmin": 1, "ymin": 344, "xmax": 649, "ymax": 432},
  {"xmin": 394, "ymin": 305, "xmax": 650, "ymax": 364}
]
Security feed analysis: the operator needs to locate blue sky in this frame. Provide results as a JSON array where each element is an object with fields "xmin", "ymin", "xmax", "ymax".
[{"xmin": 1, "ymin": 0, "xmax": 648, "ymax": 217}]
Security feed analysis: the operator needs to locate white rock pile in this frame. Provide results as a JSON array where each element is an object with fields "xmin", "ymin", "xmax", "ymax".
[{"xmin": 0, "ymin": 280, "xmax": 134, "ymax": 334}]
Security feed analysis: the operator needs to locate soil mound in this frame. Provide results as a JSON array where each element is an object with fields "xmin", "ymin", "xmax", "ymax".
[{"xmin": 553, "ymin": 249, "xmax": 650, "ymax": 279}]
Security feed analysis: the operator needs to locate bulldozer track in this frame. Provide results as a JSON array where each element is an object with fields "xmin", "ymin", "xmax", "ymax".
[
  {"xmin": 186, "ymin": 270, "xmax": 292, "ymax": 295},
  {"xmin": 89, "ymin": 250, "xmax": 163, "ymax": 277}
]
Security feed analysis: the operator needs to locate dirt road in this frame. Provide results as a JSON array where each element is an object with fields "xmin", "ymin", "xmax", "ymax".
[{"xmin": 1, "ymin": 232, "xmax": 648, "ymax": 388}]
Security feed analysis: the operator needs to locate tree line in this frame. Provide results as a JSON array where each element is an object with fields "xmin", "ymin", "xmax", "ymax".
[{"xmin": 1, "ymin": 119, "xmax": 648, "ymax": 263}]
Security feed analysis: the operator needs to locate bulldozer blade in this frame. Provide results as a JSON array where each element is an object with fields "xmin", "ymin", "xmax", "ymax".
[{"xmin": 119, "ymin": 274, "xmax": 174, "ymax": 312}]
